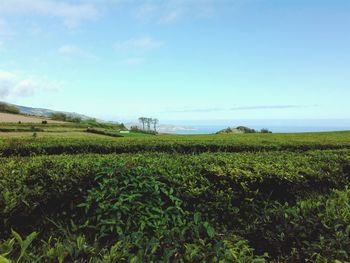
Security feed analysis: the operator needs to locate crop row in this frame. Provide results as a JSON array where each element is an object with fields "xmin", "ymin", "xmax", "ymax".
[
  {"xmin": 1, "ymin": 150, "xmax": 350, "ymax": 261},
  {"xmin": 1, "ymin": 131, "xmax": 350, "ymax": 156}
]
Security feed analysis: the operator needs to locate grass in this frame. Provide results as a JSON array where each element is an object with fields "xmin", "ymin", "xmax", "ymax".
[{"xmin": 0, "ymin": 122, "xmax": 152, "ymax": 140}]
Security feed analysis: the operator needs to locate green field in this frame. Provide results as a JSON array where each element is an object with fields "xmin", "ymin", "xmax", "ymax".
[{"xmin": 1, "ymin": 122, "xmax": 350, "ymax": 262}]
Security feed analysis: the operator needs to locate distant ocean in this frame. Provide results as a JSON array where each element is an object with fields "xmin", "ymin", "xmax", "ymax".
[{"xmin": 161, "ymin": 120, "xmax": 350, "ymax": 134}]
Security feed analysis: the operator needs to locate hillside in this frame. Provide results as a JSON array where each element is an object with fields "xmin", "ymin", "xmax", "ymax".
[
  {"xmin": 0, "ymin": 112, "xmax": 63, "ymax": 123},
  {"xmin": 0, "ymin": 101, "xmax": 92, "ymax": 120}
]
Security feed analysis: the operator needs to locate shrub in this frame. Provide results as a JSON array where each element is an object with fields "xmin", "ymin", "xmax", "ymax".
[
  {"xmin": 50, "ymin": 112, "xmax": 67, "ymax": 121},
  {"xmin": 260, "ymin": 128, "xmax": 272, "ymax": 133},
  {"xmin": 130, "ymin": 126, "xmax": 157, "ymax": 135},
  {"xmin": 236, "ymin": 126, "xmax": 257, "ymax": 133},
  {"xmin": 85, "ymin": 128, "xmax": 123, "ymax": 137},
  {"xmin": 50, "ymin": 113, "xmax": 81, "ymax": 123},
  {"xmin": 1, "ymin": 149, "xmax": 350, "ymax": 261}
]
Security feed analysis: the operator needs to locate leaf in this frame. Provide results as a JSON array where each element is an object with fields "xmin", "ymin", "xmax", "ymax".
[
  {"xmin": 11, "ymin": 230, "xmax": 23, "ymax": 248},
  {"xmin": 0, "ymin": 255, "xmax": 11, "ymax": 263},
  {"xmin": 130, "ymin": 256, "xmax": 139, "ymax": 263},
  {"xmin": 22, "ymin": 232, "xmax": 38, "ymax": 252},
  {"xmin": 0, "ymin": 238, "xmax": 15, "ymax": 257},
  {"xmin": 11, "ymin": 230, "xmax": 37, "ymax": 263},
  {"xmin": 203, "ymin": 222, "xmax": 215, "ymax": 238},
  {"xmin": 194, "ymin": 212, "xmax": 201, "ymax": 225}
]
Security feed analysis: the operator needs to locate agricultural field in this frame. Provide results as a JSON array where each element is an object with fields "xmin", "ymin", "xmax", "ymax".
[
  {"xmin": 0, "ymin": 122, "xmax": 350, "ymax": 262},
  {"xmin": 0, "ymin": 112, "xmax": 63, "ymax": 124}
]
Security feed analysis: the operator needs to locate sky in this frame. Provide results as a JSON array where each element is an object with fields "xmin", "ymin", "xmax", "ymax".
[{"xmin": 0, "ymin": 0, "xmax": 349, "ymax": 124}]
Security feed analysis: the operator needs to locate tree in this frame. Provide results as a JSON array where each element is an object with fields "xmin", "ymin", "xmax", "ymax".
[
  {"xmin": 146, "ymin": 118, "xmax": 152, "ymax": 130},
  {"xmin": 152, "ymin": 118, "xmax": 159, "ymax": 132},
  {"xmin": 138, "ymin": 117, "xmax": 159, "ymax": 132},
  {"xmin": 50, "ymin": 112, "xmax": 67, "ymax": 121},
  {"xmin": 138, "ymin": 117, "xmax": 147, "ymax": 130}
]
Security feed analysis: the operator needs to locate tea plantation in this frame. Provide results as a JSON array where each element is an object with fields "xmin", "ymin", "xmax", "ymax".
[{"xmin": 1, "ymin": 127, "xmax": 350, "ymax": 262}]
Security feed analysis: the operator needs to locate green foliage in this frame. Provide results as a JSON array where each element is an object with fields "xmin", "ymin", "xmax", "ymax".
[
  {"xmin": 130, "ymin": 126, "xmax": 157, "ymax": 135},
  {"xmin": 260, "ymin": 128, "xmax": 272, "ymax": 133},
  {"xmin": 78, "ymin": 166, "xmax": 186, "ymax": 240},
  {"xmin": 0, "ymin": 103, "xmax": 20, "ymax": 114},
  {"xmin": 81, "ymin": 119, "xmax": 126, "ymax": 130},
  {"xmin": 1, "ymin": 131, "xmax": 350, "ymax": 261},
  {"xmin": 245, "ymin": 188, "xmax": 350, "ymax": 261},
  {"xmin": 50, "ymin": 113, "xmax": 82, "ymax": 123},
  {"xmin": 0, "ymin": 127, "xmax": 43, "ymax": 133},
  {"xmin": 50, "ymin": 112, "xmax": 68, "ymax": 122},
  {"xmin": 85, "ymin": 128, "xmax": 123, "ymax": 137},
  {"xmin": 1, "ymin": 131, "xmax": 350, "ymax": 157},
  {"xmin": 236, "ymin": 126, "xmax": 257, "ymax": 133},
  {"xmin": 216, "ymin": 126, "xmax": 259, "ymax": 134},
  {"xmin": 0, "ymin": 230, "xmax": 38, "ymax": 263}
]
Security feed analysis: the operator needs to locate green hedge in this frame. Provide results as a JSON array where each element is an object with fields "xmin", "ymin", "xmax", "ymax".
[
  {"xmin": 1, "ymin": 132, "xmax": 350, "ymax": 157},
  {"xmin": 1, "ymin": 150, "xmax": 350, "ymax": 261}
]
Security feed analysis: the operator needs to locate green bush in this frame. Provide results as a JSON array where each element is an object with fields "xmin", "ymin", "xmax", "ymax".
[
  {"xmin": 244, "ymin": 188, "xmax": 350, "ymax": 261},
  {"xmin": 50, "ymin": 113, "xmax": 81, "ymax": 123},
  {"xmin": 1, "ymin": 131, "xmax": 350, "ymax": 261},
  {"xmin": 85, "ymin": 128, "xmax": 123, "ymax": 137},
  {"xmin": 1, "ymin": 132, "xmax": 350, "ymax": 157}
]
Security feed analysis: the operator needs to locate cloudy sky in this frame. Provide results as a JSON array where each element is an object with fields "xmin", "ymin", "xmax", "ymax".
[{"xmin": 0, "ymin": 0, "xmax": 349, "ymax": 122}]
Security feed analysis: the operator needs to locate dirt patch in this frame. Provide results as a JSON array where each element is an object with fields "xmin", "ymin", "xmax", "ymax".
[{"xmin": 0, "ymin": 112, "xmax": 64, "ymax": 123}]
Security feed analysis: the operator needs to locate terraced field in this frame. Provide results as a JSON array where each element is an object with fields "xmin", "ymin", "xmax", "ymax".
[
  {"xmin": 0, "ymin": 123, "xmax": 350, "ymax": 262},
  {"xmin": 0, "ymin": 112, "xmax": 63, "ymax": 124}
]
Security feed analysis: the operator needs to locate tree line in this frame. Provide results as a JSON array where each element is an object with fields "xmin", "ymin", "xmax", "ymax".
[
  {"xmin": 0, "ymin": 102, "xmax": 20, "ymax": 114},
  {"xmin": 138, "ymin": 117, "xmax": 159, "ymax": 132},
  {"xmin": 50, "ymin": 112, "xmax": 82, "ymax": 123}
]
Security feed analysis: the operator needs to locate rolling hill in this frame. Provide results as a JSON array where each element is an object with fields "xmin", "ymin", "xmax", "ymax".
[{"xmin": 0, "ymin": 101, "xmax": 92, "ymax": 120}]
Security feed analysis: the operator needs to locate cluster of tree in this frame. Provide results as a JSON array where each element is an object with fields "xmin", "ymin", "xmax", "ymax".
[
  {"xmin": 138, "ymin": 117, "xmax": 159, "ymax": 132},
  {"xmin": 50, "ymin": 112, "xmax": 82, "ymax": 123},
  {"xmin": 0, "ymin": 102, "xmax": 20, "ymax": 114},
  {"xmin": 82, "ymin": 118, "xmax": 126, "ymax": 130},
  {"xmin": 216, "ymin": 126, "xmax": 272, "ymax": 134},
  {"xmin": 130, "ymin": 125, "xmax": 157, "ymax": 135},
  {"xmin": 236, "ymin": 126, "xmax": 257, "ymax": 133},
  {"xmin": 260, "ymin": 128, "xmax": 272, "ymax": 133}
]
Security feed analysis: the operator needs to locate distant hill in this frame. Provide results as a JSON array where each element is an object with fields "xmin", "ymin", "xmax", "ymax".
[
  {"xmin": 0, "ymin": 101, "xmax": 92, "ymax": 120},
  {"xmin": 216, "ymin": 126, "xmax": 272, "ymax": 134},
  {"xmin": 216, "ymin": 127, "xmax": 245, "ymax": 134}
]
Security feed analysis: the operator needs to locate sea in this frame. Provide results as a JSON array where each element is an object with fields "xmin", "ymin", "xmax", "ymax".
[{"xmin": 161, "ymin": 119, "xmax": 350, "ymax": 135}]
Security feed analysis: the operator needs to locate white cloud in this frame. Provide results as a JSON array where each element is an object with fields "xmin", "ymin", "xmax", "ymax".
[
  {"xmin": 114, "ymin": 37, "xmax": 163, "ymax": 53},
  {"xmin": 134, "ymin": 0, "xmax": 214, "ymax": 23},
  {"xmin": 0, "ymin": 0, "xmax": 99, "ymax": 28},
  {"xmin": 58, "ymin": 44, "xmax": 96, "ymax": 59},
  {"xmin": 0, "ymin": 70, "xmax": 62, "ymax": 99}
]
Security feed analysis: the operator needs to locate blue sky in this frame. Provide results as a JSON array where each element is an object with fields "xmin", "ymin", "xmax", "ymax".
[{"xmin": 0, "ymin": 0, "xmax": 349, "ymax": 123}]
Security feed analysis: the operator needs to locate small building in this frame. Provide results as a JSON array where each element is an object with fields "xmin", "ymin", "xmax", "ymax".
[{"xmin": 120, "ymin": 130, "xmax": 130, "ymax": 134}]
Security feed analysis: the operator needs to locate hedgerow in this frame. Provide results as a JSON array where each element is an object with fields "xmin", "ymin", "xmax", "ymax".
[
  {"xmin": 1, "ymin": 132, "xmax": 350, "ymax": 157},
  {"xmin": 1, "ymin": 149, "xmax": 350, "ymax": 261}
]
